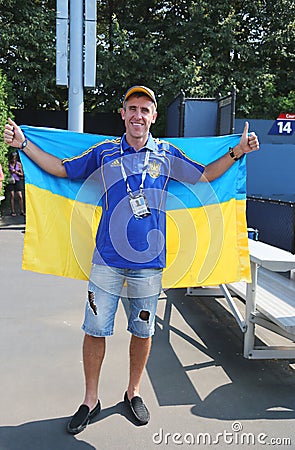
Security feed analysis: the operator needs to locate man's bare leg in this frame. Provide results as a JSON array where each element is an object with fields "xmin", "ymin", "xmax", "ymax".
[
  {"xmin": 127, "ymin": 334, "xmax": 151, "ymax": 400},
  {"xmin": 82, "ymin": 334, "xmax": 106, "ymax": 409},
  {"xmin": 67, "ymin": 334, "xmax": 105, "ymax": 434}
]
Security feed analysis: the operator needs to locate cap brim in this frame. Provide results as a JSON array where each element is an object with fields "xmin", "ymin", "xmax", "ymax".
[{"xmin": 124, "ymin": 86, "xmax": 157, "ymax": 107}]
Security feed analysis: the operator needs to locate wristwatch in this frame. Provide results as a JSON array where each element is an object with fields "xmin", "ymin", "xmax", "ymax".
[
  {"xmin": 229, "ymin": 147, "xmax": 241, "ymax": 161},
  {"xmin": 20, "ymin": 139, "xmax": 28, "ymax": 150}
]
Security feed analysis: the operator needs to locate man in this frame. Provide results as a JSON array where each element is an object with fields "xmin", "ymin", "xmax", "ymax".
[{"xmin": 4, "ymin": 85, "xmax": 259, "ymax": 433}]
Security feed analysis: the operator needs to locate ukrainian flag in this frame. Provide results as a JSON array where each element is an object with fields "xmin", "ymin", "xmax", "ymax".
[{"xmin": 19, "ymin": 126, "xmax": 250, "ymax": 288}]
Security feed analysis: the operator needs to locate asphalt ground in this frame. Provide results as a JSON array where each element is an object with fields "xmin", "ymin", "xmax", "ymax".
[{"xmin": 0, "ymin": 211, "xmax": 295, "ymax": 450}]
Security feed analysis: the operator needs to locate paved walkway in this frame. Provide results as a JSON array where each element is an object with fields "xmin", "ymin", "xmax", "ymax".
[{"xmin": 0, "ymin": 213, "xmax": 295, "ymax": 449}]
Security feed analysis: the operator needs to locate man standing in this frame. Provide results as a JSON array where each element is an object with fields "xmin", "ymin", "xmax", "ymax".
[{"xmin": 4, "ymin": 86, "xmax": 259, "ymax": 433}]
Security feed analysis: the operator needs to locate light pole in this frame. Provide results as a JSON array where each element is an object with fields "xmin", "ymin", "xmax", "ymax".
[
  {"xmin": 56, "ymin": 0, "xmax": 97, "ymax": 132},
  {"xmin": 68, "ymin": 0, "xmax": 83, "ymax": 132}
]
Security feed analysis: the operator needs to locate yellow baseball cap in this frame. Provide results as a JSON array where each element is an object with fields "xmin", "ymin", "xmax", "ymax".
[{"xmin": 123, "ymin": 85, "xmax": 157, "ymax": 108}]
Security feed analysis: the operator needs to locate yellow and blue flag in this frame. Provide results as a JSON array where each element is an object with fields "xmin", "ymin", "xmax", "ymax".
[{"xmin": 19, "ymin": 126, "xmax": 250, "ymax": 288}]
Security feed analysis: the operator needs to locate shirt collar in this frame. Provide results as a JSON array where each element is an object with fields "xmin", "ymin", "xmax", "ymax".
[{"xmin": 121, "ymin": 133, "xmax": 157, "ymax": 153}]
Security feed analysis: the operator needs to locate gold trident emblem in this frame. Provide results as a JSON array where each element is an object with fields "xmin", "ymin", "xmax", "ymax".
[{"xmin": 148, "ymin": 160, "xmax": 161, "ymax": 178}]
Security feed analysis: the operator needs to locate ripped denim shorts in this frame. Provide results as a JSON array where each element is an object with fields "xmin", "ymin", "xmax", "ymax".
[{"xmin": 82, "ymin": 264, "xmax": 163, "ymax": 338}]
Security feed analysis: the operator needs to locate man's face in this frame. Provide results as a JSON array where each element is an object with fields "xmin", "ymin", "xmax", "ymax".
[{"xmin": 121, "ymin": 94, "xmax": 158, "ymax": 142}]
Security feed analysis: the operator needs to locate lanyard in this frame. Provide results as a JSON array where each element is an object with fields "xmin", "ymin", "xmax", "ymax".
[{"xmin": 120, "ymin": 137, "xmax": 150, "ymax": 197}]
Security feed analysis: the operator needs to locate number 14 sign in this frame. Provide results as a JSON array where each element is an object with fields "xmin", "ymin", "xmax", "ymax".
[{"xmin": 269, "ymin": 113, "xmax": 295, "ymax": 135}]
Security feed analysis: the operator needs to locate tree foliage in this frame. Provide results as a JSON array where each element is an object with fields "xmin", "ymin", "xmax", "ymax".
[
  {"xmin": 0, "ymin": 0, "xmax": 294, "ymax": 134},
  {"xmin": 0, "ymin": 0, "xmax": 62, "ymax": 109},
  {"xmin": 0, "ymin": 70, "xmax": 10, "ymax": 193}
]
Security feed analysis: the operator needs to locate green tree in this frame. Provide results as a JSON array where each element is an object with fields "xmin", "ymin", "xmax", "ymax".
[
  {"xmin": 90, "ymin": 0, "xmax": 295, "ymax": 130},
  {"xmin": 0, "ymin": 69, "xmax": 10, "ymax": 194},
  {"xmin": 0, "ymin": 0, "xmax": 64, "ymax": 109},
  {"xmin": 0, "ymin": 0, "xmax": 294, "ymax": 133}
]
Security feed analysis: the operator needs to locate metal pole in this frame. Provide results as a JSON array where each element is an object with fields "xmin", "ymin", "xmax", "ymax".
[
  {"xmin": 84, "ymin": 0, "xmax": 97, "ymax": 88},
  {"xmin": 178, "ymin": 90, "xmax": 185, "ymax": 137},
  {"xmin": 244, "ymin": 261, "xmax": 258, "ymax": 358},
  {"xmin": 68, "ymin": 0, "xmax": 84, "ymax": 132},
  {"xmin": 56, "ymin": 0, "xmax": 69, "ymax": 87}
]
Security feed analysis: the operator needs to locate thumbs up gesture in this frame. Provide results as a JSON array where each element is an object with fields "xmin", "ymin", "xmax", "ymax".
[{"xmin": 239, "ymin": 121, "xmax": 260, "ymax": 154}]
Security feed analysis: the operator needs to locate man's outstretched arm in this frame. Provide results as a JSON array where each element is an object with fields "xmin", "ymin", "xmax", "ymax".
[
  {"xmin": 3, "ymin": 118, "xmax": 67, "ymax": 178},
  {"xmin": 200, "ymin": 121, "xmax": 259, "ymax": 182}
]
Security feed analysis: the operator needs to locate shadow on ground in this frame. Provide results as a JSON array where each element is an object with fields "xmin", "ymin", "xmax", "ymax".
[
  {"xmin": 0, "ymin": 399, "xmax": 147, "ymax": 450},
  {"xmin": 0, "ymin": 417, "xmax": 94, "ymax": 450},
  {"xmin": 146, "ymin": 288, "xmax": 295, "ymax": 420},
  {"xmin": 0, "ymin": 206, "xmax": 26, "ymax": 231}
]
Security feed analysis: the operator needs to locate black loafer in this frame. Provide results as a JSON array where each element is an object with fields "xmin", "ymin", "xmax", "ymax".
[
  {"xmin": 67, "ymin": 400, "xmax": 101, "ymax": 435},
  {"xmin": 124, "ymin": 391, "xmax": 150, "ymax": 425}
]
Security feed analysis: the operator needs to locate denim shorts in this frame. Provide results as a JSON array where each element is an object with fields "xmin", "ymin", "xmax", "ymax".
[{"xmin": 82, "ymin": 264, "xmax": 163, "ymax": 338}]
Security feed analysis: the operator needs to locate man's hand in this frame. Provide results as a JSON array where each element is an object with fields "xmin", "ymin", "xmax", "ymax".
[
  {"xmin": 3, "ymin": 118, "xmax": 25, "ymax": 148},
  {"xmin": 4, "ymin": 117, "xmax": 67, "ymax": 178},
  {"xmin": 201, "ymin": 121, "xmax": 260, "ymax": 182},
  {"xmin": 234, "ymin": 121, "xmax": 260, "ymax": 158}
]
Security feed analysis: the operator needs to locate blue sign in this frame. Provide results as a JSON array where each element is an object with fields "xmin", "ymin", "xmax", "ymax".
[{"xmin": 269, "ymin": 113, "xmax": 295, "ymax": 135}]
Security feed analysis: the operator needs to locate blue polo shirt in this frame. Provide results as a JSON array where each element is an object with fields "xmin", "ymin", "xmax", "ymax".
[{"xmin": 63, "ymin": 134, "xmax": 205, "ymax": 269}]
